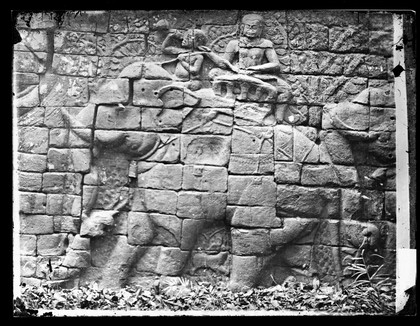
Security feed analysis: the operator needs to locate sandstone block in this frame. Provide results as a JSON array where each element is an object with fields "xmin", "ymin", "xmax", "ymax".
[
  {"xmin": 40, "ymin": 75, "xmax": 89, "ymax": 106},
  {"xmin": 281, "ymin": 245, "xmax": 312, "ymax": 268},
  {"xmin": 289, "ymin": 51, "xmax": 344, "ymax": 75},
  {"xmin": 53, "ymin": 216, "xmax": 81, "ymax": 233},
  {"xmin": 15, "ymin": 86, "xmax": 40, "ymax": 108},
  {"xmin": 132, "ymin": 188, "xmax": 178, "ymax": 214},
  {"xmin": 274, "ymin": 162, "xmax": 302, "ymax": 184},
  {"xmin": 62, "ymin": 249, "xmax": 91, "ymax": 268},
  {"xmin": 149, "ymin": 213, "xmax": 182, "ymax": 247},
  {"xmin": 180, "ymin": 219, "xmax": 206, "ymax": 250},
  {"xmin": 82, "ymin": 186, "xmax": 130, "ymax": 211},
  {"xmin": 182, "ymin": 108, "xmax": 233, "ymax": 134},
  {"xmin": 80, "ymin": 210, "xmax": 119, "ymax": 237},
  {"xmin": 18, "ymin": 153, "xmax": 47, "ymax": 172},
  {"xmin": 145, "ymin": 134, "xmax": 180, "ymax": 163},
  {"xmin": 228, "ymin": 154, "xmax": 274, "ymax": 175},
  {"xmin": 319, "ymin": 130, "xmax": 354, "ymax": 165},
  {"xmin": 20, "ymin": 235, "xmax": 37, "ymax": 256},
  {"xmin": 301, "ymin": 164, "xmax": 358, "ymax": 187},
  {"xmin": 384, "ymin": 191, "xmax": 396, "ymax": 222},
  {"xmin": 293, "ymin": 126, "xmax": 319, "ymax": 163},
  {"xmin": 188, "ymin": 251, "xmax": 230, "ymax": 276},
  {"xmin": 233, "ymin": 103, "xmax": 274, "ymax": 126},
  {"xmin": 182, "ymin": 165, "xmax": 228, "ymax": 192},
  {"xmin": 369, "ymin": 107, "xmax": 396, "ymax": 131},
  {"xmin": 90, "ymin": 235, "xmax": 137, "ymax": 268},
  {"xmin": 181, "ymin": 135, "xmax": 231, "ymax": 166},
  {"xmin": 47, "ymin": 148, "xmax": 91, "ymax": 172},
  {"xmin": 274, "ymin": 125, "xmax": 293, "ymax": 161},
  {"xmin": 92, "ymin": 78, "xmax": 130, "ymax": 104},
  {"xmin": 276, "ymin": 185, "xmax": 340, "ymax": 218},
  {"xmin": 95, "ymin": 105, "xmax": 141, "ymax": 130},
  {"xmin": 52, "ymin": 54, "xmax": 98, "ymax": 77},
  {"xmin": 269, "ymin": 218, "xmax": 320, "ymax": 246},
  {"xmin": 37, "ymin": 234, "xmax": 68, "ymax": 256},
  {"xmin": 369, "ymin": 30, "xmax": 393, "ymax": 56},
  {"xmin": 20, "ymin": 214, "xmax": 54, "ymax": 234},
  {"xmin": 227, "ymin": 206, "xmax": 280, "ymax": 228},
  {"xmin": 49, "ymin": 128, "xmax": 91, "ymax": 148},
  {"xmin": 17, "ymin": 107, "xmax": 44, "ymax": 126},
  {"xmin": 137, "ymin": 163, "xmax": 182, "ymax": 190},
  {"xmin": 13, "ymin": 51, "xmax": 47, "ymax": 74},
  {"xmin": 135, "ymin": 246, "xmax": 161, "ymax": 273},
  {"xmin": 315, "ymin": 219, "xmax": 341, "ymax": 246},
  {"xmin": 194, "ymin": 88, "xmax": 235, "ymax": 108},
  {"xmin": 18, "ymin": 172, "xmax": 42, "ymax": 192},
  {"xmin": 113, "ymin": 212, "xmax": 128, "ymax": 235},
  {"xmin": 69, "ymin": 235, "xmax": 91, "ymax": 250},
  {"xmin": 329, "ymin": 26, "xmax": 369, "ymax": 53},
  {"xmin": 322, "ymin": 102, "xmax": 369, "ymax": 131},
  {"xmin": 142, "ymin": 108, "xmax": 183, "ymax": 132},
  {"xmin": 308, "ymin": 106, "xmax": 323, "ymax": 128},
  {"xmin": 155, "ymin": 247, "xmax": 189, "ymax": 276},
  {"xmin": 229, "ymin": 255, "xmax": 271, "ymax": 291},
  {"xmin": 19, "ymin": 192, "xmax": 46, "ymax": 214},
  {"xmin": 231, "ymin": 228, "xmax": 271, "ymax": 255},
  {"xmin": 362, "ymin": 190, "xmax": 384, "ymax": 220},
  {"xmin": 177, "ymin": 191, "xmax": 226, "ymax": 220},
  {"xmin": 195, "ymin": 222, "xmax": 231, "ymax": 252},
  {"xmin": 228, "ymin": 175, "xmax": 276, "ymax": 207},
  {"xmin": 367, "ymin": 132, "xmax": 395, "ymax": 166},
  {"xmin": 42, "ymin": 173, "xmax": 82, "ymax": 194},
  {"xmin": 341, "ymin": 189, "xmax": 363, "ymax": 220},
  {"xmin": 20, "ymin": 256, "xmax": 37, "ymax": 277},
  {"xmin": 18, "ymin": 127, "xmax": 48, "ymax": 154},
  {"xmin": 232, "ymin": 126, "xmax": 273, "ymax": 154},
  {"xmin": 133, "ymin": 79, "xmax": 172, "ymax": 107},
  {"xmin": 54, "ymin": 30, "xmax": 97, "ymax": 55},
  {"xmin": 46, "ymin": 194, "xmax": 81, "ymax": 216}
]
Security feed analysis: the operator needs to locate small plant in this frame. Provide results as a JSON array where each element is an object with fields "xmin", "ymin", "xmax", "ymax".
[{"xmin": 161, "ymin": 277, "xmax": 193, "ymax": 298}]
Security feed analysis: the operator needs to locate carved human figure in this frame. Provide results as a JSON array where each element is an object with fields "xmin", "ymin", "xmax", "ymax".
[{"xmin": 162, "ymin": 29, "xmax": 209, "ymax": 91}]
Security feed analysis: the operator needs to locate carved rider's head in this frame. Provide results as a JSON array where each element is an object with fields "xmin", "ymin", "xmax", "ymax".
[
  {"xmin": 182, "ymin": 29, "xmax": 208, "ymax": 49},
  {"xmin": 241, "ymin": 14, "xmax": 264, "ymax": 38}
]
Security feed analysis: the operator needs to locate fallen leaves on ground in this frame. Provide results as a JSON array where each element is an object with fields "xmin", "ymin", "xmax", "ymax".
[{"xmin": 15, "ymin": 278, "xmax": 396, "ymax": 315}]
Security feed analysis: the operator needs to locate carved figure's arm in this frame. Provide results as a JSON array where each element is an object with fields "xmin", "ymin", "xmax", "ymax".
[{"xmin": 162, "ymin": 31, "xmax": 189, "ymax": 55}]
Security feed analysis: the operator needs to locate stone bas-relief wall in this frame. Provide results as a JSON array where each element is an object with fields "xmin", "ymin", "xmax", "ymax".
[{"xmin": 14, "ymin": 10, "xmax": 396, "ymax": 291}]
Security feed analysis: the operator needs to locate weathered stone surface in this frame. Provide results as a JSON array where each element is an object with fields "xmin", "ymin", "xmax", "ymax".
[
  {"xmin": 54, "ymin": 30, "xmax": 97, "ymax": 55},
  {"xmin": 276, "ymin": 185, "xmax": 340, "ymax": 218},
  {"xmin": 62, "ymin": 249, "xmax": 91, "ymax": 268},
  {"xmin": 145, "ymin": 134, "xmax": 180, "ymax": 163},
  {"xmin": 52, "ymin": 54, "xmax": 98, "ymax": 77},
  {"xmin": 149, "ymin": 213, "xmax": 182, "ymax": 247},
  {"xmin": 270, "ymin": 218, "xmax": 320, "ymax": 246},
  {"xmin": 13, "ymin": 51, "xmax": 47, "ymax": 74},
  {"xmin": 232, "ymin": 127, "xmax": 273, "ymax": 154},
  {"xmin": 137, "ymin": 163, "xmax": 182, "ymax": 190},
  {"xmin": 183, "ymin": 108, "xmax": 233, "ymax": 134},
  {"xmin": 112, "ymin": 212, "xmax": 128, "ymax": 235},
  {"xmin": 97, "ymin": 33, "xmax": 147, "ymax": 57},
  {"xmin": 367, "ymin": 132, "xmax": 396, "ymax": 166},
  {"xmin": 319, "ymin": 130, "xmax": 354, "ymax": 165},
  {"xmin": 341, "ymin": 189, "xmax": 363, "ymax": 220},
  {"xmin": 301, "ymin": 164, "xmax": 358, "ymax": 187},
  {"xmin": 133, "ymin": 79, "xmax": 172, "ymax": 107},
  {"xmin": 384, "ymin": 191, "xmax": 396, "ymax": 222},
  {"xmin": 132, "ymin": 189, "xmax": 177, "ymax": 214},
  {"xmin": 229, "ymin": 255, "xmax": 272, "ymax": 291},
  {"xmin": 95, "ymin": 105, "xmax": 141, "ymax": 130},
  {"xmin": 20, "ymin": 235, "xmax": 37, "ymax": 256},
  {"xmin": 233, "ymin": 103, "xmax": 275, "ymax": 126},
  {"xmin": 180, "ymin": 219, "xmax": 206, "ymax": 250},
  {"xmin": 293, "ymin": 126, "xmax": 319, "ymax": 163},
  {"xmin": 37, "ymin": 234, "xmax": 68, "ymax": 256},
  {"xmin": 82, "ymin": 186, "xmax": 130, "ymax": 211},
  {"xmin": 195, "ymin": 222, "xmax": 231, "ymax": 252},
  {"xmin": 181, "ymin": 135, "xmax": 231, "ymax": 166},
  {"xmin": 231, "ymin": 228, "xmax": 271, "ymax": 255},
  {"xmin": 15, "ymin": 29, "xmax": 48, "ymax": 52},
  {"xmin": 21, "ymin": 256, "xmax": 37, "ymax": 277},
  {"xmin": 155, "ymin": 247, "xmax": 189, "ymax": 276},
  {"xmin": 287, "ymin": 22, "xmax": 329, "ymax": 50},
  {"xmin": 142, "ymin": 108, "xmax": 183, "ymax": 132},
  {"xmin": 369, "ymin": 107, "xmax": 396, "ymax": 131},
  {"xmin": 188, "ymin": 251, "xmax": 230, "ymax": 276},
  {"xmin": 19, "ymin": 192, "xmax": 46, "ymax": 214},
  {"xmin": 46, "ymin": 194, "xmax": 81, "ymax": 216},
  {"xmin": 281, "ymin": 245, "xmax": 312, "ymax": 268},
  {"xmin": 91, "ymin": 78, "xmax": 130, "ymax": 105},
  {"xmin": 15, "ymin": 86, "xmax": 40, "ymax": 108},
  {"xmin": 286, "ymin": 75, "xmax": 367, "ymax": 105},
  {"xmin": 42, "ymin": 173, "xmax": 83, "ymax": 194},
  {"xmin": 329, "ymin": 26, "xmax": 369, "ymax": 53},
  {"xmin": 228, "ymin": 154, "xmax": 274, "ymax": 175},
  {"xmin": 20, "ymin": 214, "xmax": 54, "ymax": 235},
  {"xmin": 80, "ymin": 210, "xmax": 119, "ymax": 237},
  {"xmin": 53, "ymin": 216, "xmax": 81, "ymax": 233},
  {"xmin": 274, "ymin": 125, "xmax": 293, "ymax": 161},
  {"xmin": 369, "ymin": 30, "xmax": 393, "ymax": 56},
  {"xmin": 379, "ymin": 221, "xmax": 396, "ymax": 249},
  {"xmin": 18, "ymin": 153, "xmax": 47, "ymax": 172},
  {"xmin": 194, "ymin": 88, "xmax": 235, "ymax": 108},
  {"xmin": 362, "ymin": 190, "xmax": 384, "ymax": 220},
  {"xmin": 182, "ymin": 165, "xmax": 228, "ymax": 192},
  {"xmin": 47, "ymin": 148, "xmax": 91, "ymax": 172},
  {"xmin": 39, "ymin": 75, "xmax": 89, "ymax": 107},
  {"xmin": 91, "ymin": 235, "xmax": 137, "ymax": 269},
  {"xmin": 18, "ymin": 172, "xmax": 42, "ymax": 191},
  {"xmin": 228, "ymin": 176, "xmax": 276, "ymax": 207},
  {"xmin": 18, "ymin": 127, "xmax": 48, "ymax": 154},
  {"xmin": 17, "ymin": 107, "xmax": 44, "ymax": 126},
  {"xmin": 322, "ymin": 102, "xmax": 369, "ymax": 131},
  {"xmin": 69, "ymin": 235, "xmax": 91, "ymax": 251},
  {"xmin": 274, "ymin": 162, "xmax": 302, "ymax": 184},
  {"xmin": 177, "ymin": 191, "xmax": 226, "ymax": 220},
  {"xmin": 227, "ymin": 206, "xmax": 280, "ymax": 228}
]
